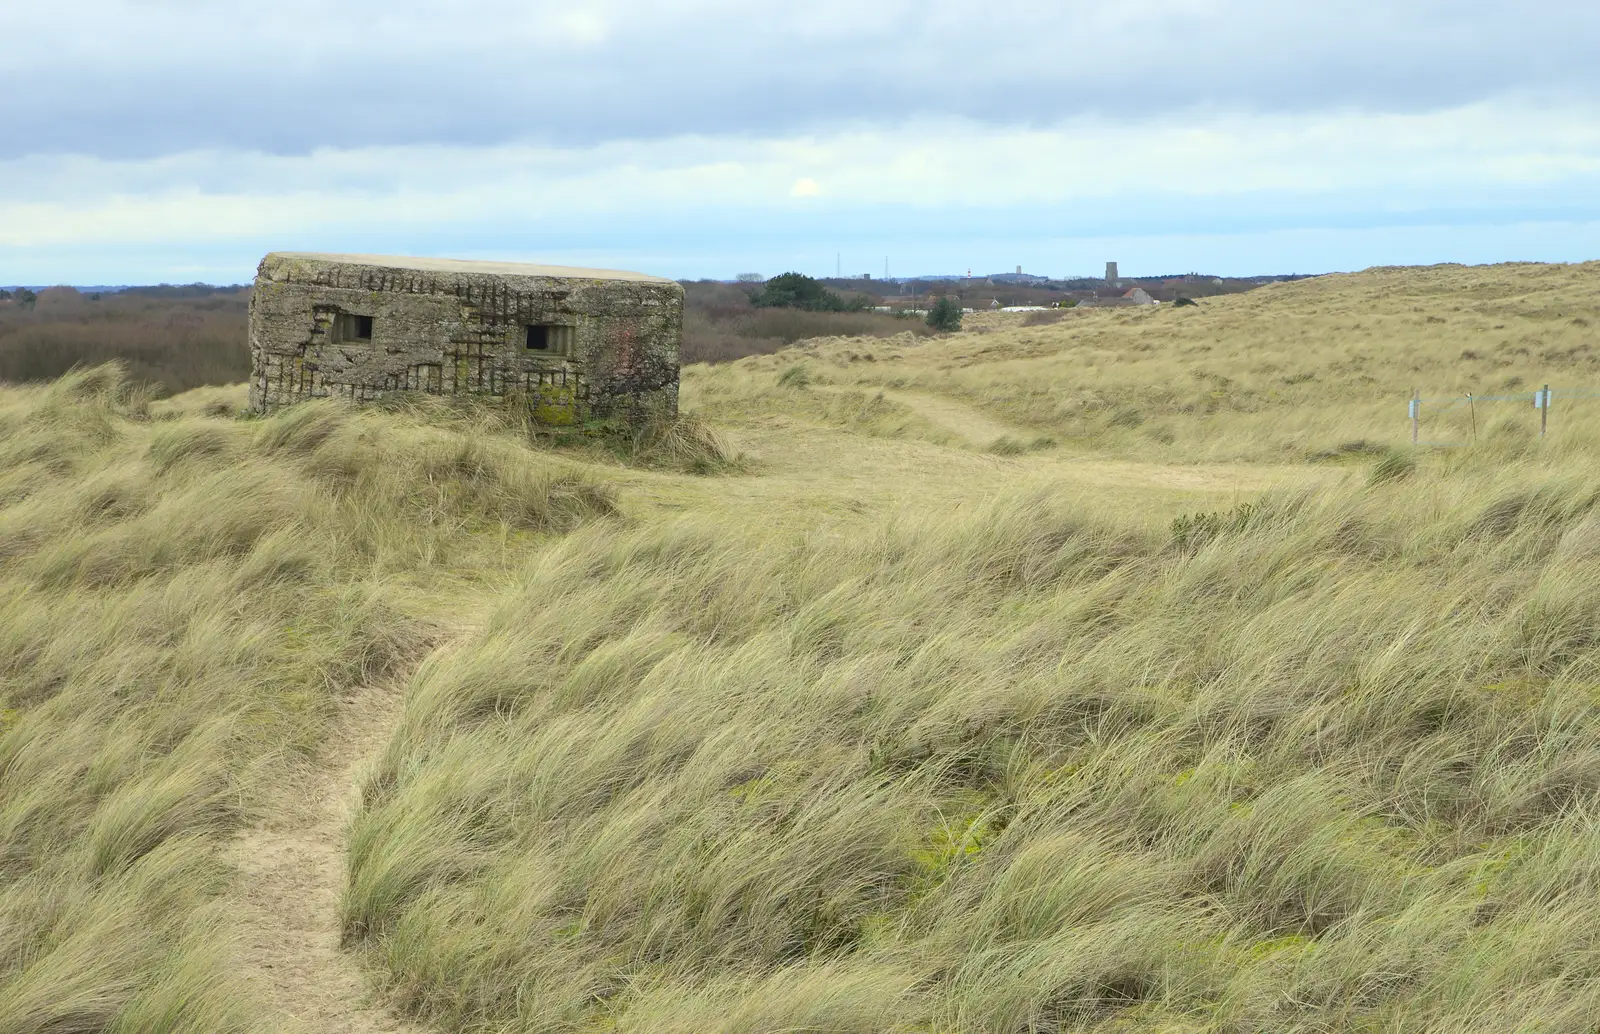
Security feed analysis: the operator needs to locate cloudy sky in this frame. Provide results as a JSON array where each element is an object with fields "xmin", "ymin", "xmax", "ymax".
[{"xmin": 4, "ymin": 0, "xmax": 1599, "ymax": 284}]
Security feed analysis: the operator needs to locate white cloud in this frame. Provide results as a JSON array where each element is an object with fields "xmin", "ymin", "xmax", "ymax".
[
  {"xmin": 3, "ymin": 101, "xmax": 1598, "ymax": 252},
  {"xmin": 3, "ymin": 68, "xmax": 1600, "ymax": 283},
  {"xmin": 2, "ymin": 0, "xmax": 1597, "ymax": 159},
  {"xmin": 557, "ymin": 10, "xmax": 610, "ymax": 45}
]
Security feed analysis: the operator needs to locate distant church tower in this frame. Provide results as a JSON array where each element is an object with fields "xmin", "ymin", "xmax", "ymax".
[{"xmin": 1105, "ymin": 261, "xmax": 1119, "ymax": 284}]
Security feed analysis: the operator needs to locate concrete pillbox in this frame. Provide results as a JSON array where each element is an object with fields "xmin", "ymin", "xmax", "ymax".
[{"xmin": 248, "ymin": 252, "xmax": 683, "ymax": 427}]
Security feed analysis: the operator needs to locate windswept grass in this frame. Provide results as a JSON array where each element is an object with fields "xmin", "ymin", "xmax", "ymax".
[
  {"xmin": 0, "ymin": 366, "xmax": 615, "ymax": 1033},
  {"xmin": 14, "ymin": 262, "xmax": 1600, "ymax": 1034},
  {"xmin": 686, "ymin": 262, "xmax": 1600, "ymax": 463},
  {"xmin": 345, "ymin": 422, "xmax": 1600, "ymax": 1033}
]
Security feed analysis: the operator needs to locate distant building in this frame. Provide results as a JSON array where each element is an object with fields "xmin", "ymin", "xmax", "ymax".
[
  {"xmin": 1105, "ymin": 261, "xmax": 1119, "ymax": 284},
  {"xmin": 1080, "ymin": 285, "xmax": 1158, "ymax": 308}
]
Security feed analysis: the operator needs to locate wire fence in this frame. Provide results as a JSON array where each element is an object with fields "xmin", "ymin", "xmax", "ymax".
[{"xmin": 1408, "ymin": 385, "xmax": 1600, "ymax": 446}]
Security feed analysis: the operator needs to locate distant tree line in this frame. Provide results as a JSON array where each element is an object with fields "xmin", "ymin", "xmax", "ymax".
[
  {"xmin": 731, "ymin": 271, "xmax": 963, "ymax": 337},
  {"xmin": 750, "ymin": 272, "xmax": 871, "ymax": 313}
]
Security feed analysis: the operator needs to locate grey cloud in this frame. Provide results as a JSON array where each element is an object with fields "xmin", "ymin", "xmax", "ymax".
[{"xmin": 4, "ymin": 0, "xmax": 1597, "ymax": 159}]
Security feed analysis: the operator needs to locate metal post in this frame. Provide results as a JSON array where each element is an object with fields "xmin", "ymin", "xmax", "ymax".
[
  {"xmin": 1468, "ymin": 393, "xmax": 1476, "ymax": 442},
  {"xmin": 1541, "ymin": 384, "xmax": 1550, "ymax": 438},
  {"xmin": 1410, "ymin": 389, "xmax": 1420, "ymax": 444}
]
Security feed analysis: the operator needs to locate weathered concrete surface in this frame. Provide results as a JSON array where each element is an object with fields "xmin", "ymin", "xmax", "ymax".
[{"xmin": 248, "ymin": 252, "xmax": 682, "ymax": 426}]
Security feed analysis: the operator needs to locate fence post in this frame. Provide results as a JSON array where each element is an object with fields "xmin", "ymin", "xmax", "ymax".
[
  {"xmin": 1410, "ymin": 389, "xmax": 1420, "ymax": 444},
  {"xmin": 1468, "ymin": 393, "xmax": 1476, "ymax": 442},
  {"xmin": 1541, "ymin": 384, "xmax": 1550, "ymax": 438}
]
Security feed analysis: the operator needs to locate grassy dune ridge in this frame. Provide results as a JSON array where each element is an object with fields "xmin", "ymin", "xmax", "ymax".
[
  {"xmin": 344, "ymin": 439, "xmax": 1600, "ymax": 1032},
  {"xmin": 0, "ymin": 372, "xmax": 614, "ymax": 1032},
  {"xmin": 692, "ymin": 262, "xmax": 1600, "ymax": 463},
  {"xmin": 5, "ymin": 262, "xmax": 1600, "ymax": 1033}
]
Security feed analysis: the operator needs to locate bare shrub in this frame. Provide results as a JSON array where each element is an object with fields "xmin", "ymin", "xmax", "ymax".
[
  {"xmin": 680, "ymin": 281, "xmax": 931, "ymax": 364},
  {"xmin": 0, "ymin": 286, "xmax": 251, "ymax": 394}
]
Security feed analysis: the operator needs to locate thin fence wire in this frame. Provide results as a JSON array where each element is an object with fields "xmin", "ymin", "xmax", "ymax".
[
  {"xmin": 1417, "ymin": 390, "xmax": 1600, "ymax": 404},
  {"xmin": 1410, "ymin": 385, "xmax": 1588, "ymax": 447}
]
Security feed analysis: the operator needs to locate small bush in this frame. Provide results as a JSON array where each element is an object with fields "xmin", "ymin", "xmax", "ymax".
[{"xmin": 927, "ymin": 296, "xmax": 963, "ymax": 333}]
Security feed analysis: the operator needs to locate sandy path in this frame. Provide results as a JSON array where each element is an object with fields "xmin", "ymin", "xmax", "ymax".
[
  {"xmin": 877, "ymin": 389, "xmax": 1024, "ymax": 447},
  {"xmin": 229, "ymin": 676, "xmax": 423, "ymax": 1034}
]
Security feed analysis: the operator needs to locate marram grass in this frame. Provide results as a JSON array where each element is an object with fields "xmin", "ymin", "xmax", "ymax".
[
  {"xmin": 0, "ymin": 368, "xmax": 614, "ymax": 1033},
  {"xmin": 689, "ymin": 260, "xmax": 1600, "ymax": 465},
  {"xmin": 8, "ymin": 261, "xmax": 1600, "ymax": 1034},
  {"xmin": 342, "ymin": 445, "xmax": 1600, "ymax": 1033}
]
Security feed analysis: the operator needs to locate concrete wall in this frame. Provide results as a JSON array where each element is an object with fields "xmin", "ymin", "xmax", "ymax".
[{"xmin": 248, "ymin": 253, "xmax": 682, "ymax": 427}]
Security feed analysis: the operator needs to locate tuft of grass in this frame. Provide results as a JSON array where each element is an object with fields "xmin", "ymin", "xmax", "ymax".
[
  {"xmin": 1308, "ymin": 439, "xmax": 1388, "ymax": 463},
  {"xmin": 533, "ymin": 412, "xmax": 751, "ymax": 476},
  {"xmin": 1367, "ymin": 447, "xmax": 1417, "ymax": 485},
  {"xmin": 987, "ymin": 434, "xmax": 1059, "ymax": 455},
  {"xmin": 1169, "ymin": 501, "xmax": 1260, "ymax": 552},
  {"xmin": 627, "ymin": 413, "xmax": 749, "ymax": 474},
  {"xmin": 777, "ymin": 363, "xmax": 812, "ymax": 389}
]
